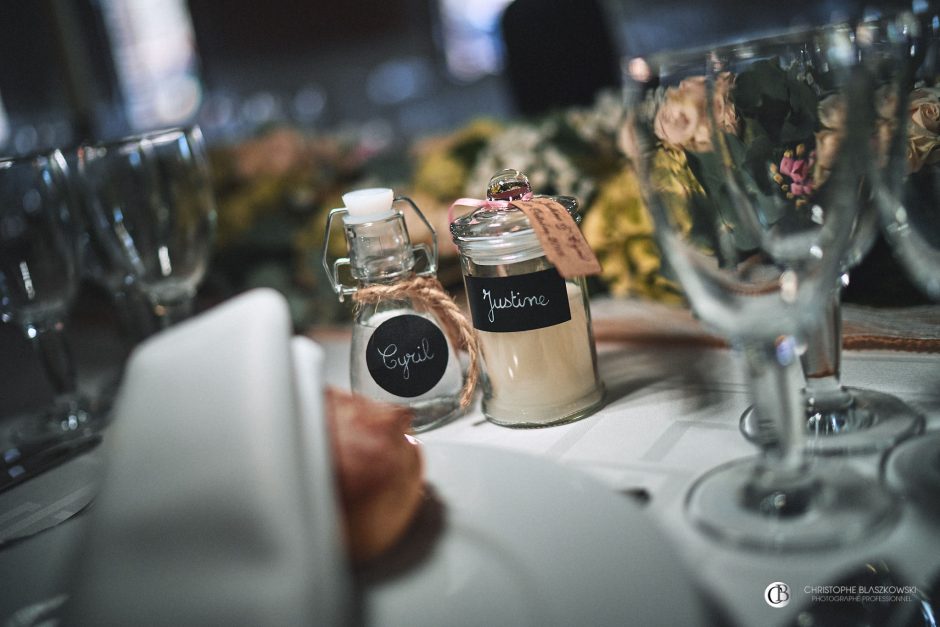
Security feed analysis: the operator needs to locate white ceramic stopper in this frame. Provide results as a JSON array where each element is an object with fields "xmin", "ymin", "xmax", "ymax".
[{"xmin": 342, "ymin": 188, "xmax": 395, "ymax": 222}]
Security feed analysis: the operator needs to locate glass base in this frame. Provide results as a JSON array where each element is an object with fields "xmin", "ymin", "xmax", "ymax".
[
  {"xmin": 409, "ymin": 397, "xmax": 465, "ymax": 433},
  {"xmin": 739, "ymin": 387, "xmax": 924, "ymax": 455},
  {"xmin": 1, "ymin": 397, "xmax": 104, "ymax": 493},
  {"xmin": 883, "ymin": 432, "xmax": 940, "ymax": 514},
  {"xmin": 686, "ymin": 456, "xmax": 898, "ymax": 551}
]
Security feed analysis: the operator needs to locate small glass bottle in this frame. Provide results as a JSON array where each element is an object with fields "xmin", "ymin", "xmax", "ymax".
[
  {"xmin": 450, "ymin": 170, "xmax": 604, "ymax": 427},
  {"xmin": 323, "ymin": 188, "xmax": 464, "ymax": 432}
]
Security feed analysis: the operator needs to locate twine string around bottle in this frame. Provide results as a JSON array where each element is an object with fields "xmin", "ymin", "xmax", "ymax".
[{"xmin": 352, "ymin": 276, "xmax": 479, "ymax": 408}]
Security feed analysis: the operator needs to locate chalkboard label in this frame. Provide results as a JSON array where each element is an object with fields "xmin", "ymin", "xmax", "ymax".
[
  {"xmin": 366, "ymin": 315, "xmax": 449, "ymax": 397},
  {"xmin": 465, "ymin": 267, "xmax": 571, "ymax": 333}
]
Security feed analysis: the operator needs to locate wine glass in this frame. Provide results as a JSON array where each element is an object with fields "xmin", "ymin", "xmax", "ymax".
[
  {"xmin": 879, "ymin": 12, "xmax": 940, "ymax": 510},
  {"xmin": 69, "ymin": 148, "xmax": 156, "ymax": 346},
  {"xmin": 878, "ymin": 12, "xmax": 940, "ymax": 300},
  {"xmin": 622, "ymin": 25, "xmax": 897, "ymax": 550},
  {"xmin": 0, "ymin": 149, "xmax": 101, "ymax": 490},
  {"xmin": 740, "ymin": 16, "xmax": 926, "ymax": 455},
  {"xmin": 59, "ymin": 148, "xmax": 155, "ymax": 417},
  {"xmin": 77, "ymin": 127, "xmax": 217, "ymax": 331}
]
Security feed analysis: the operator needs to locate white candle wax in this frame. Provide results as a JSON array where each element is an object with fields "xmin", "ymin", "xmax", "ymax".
[{"xmin": 478, "ymin": 282, "xmax": 602, "ymax": 425}]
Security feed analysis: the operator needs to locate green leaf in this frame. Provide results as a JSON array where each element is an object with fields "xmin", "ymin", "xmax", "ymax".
[
  {"xmin": 735, "ymin": 59, "xmax": 789, "ymax": 114},
  {"xmin": 685, "ymin": 149, "xmax": 760, "ymax": 253}
]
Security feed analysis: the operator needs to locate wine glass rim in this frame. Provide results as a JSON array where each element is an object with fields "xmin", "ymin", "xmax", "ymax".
[
  {"xmin": 0, "ymin": 147, "xmax": 66, "ymax": 167},
  {"xmin": 637, "ymin": 23, "xmax": 848, "ymax": 69},
  {"xmin": 85, "ymin": 126, "xmax": 200, "ymax": 149}
]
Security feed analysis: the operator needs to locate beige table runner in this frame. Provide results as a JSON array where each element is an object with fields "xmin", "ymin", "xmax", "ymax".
[{"xmin": 590, "ymin": 298, "xmax": 940, "ymax": 352}]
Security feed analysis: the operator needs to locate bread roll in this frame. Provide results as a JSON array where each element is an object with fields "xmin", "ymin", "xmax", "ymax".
[{"xmin": 325, "ymin": 387, "xmax": 424, "ymax": 562}]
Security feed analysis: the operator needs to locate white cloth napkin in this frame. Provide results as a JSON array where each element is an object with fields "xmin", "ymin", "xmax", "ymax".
[{"xmin": 66, "ymin": 288, "xmax": 352, "ymax": 626}]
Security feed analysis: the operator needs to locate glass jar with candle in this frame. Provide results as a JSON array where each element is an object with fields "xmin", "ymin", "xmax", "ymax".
[{"xmin": 450, "ymin": 170, "xmax": 604, "ymax": 427}]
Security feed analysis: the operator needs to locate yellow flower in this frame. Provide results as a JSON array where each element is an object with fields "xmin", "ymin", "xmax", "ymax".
[
  {"xmin": 650, "ymin": 145, "xmax": 702, "ymax": 236},
  {"xmin": 583, "ymin": 164, "xmax": 684, "ymax": 303},
  {"xmin": 412, "ymin": 156, "xmax": 467, "ymax": 200},
  {"xmin": 411, "ymin": 118, "xmax": 504, "ymax": 200}
]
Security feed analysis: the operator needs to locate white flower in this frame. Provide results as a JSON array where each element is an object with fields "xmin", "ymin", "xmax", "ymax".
[{"xmin": 462, "ymin": 89, "xmax": 623, "ymax": 202}]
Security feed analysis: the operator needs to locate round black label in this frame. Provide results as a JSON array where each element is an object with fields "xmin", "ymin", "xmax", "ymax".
[{"xmin": 366, "ymin": 314, "xmax": 449, "ymax": 398}]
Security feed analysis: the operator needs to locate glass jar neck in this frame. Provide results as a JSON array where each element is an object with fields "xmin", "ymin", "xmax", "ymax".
[
  {"xmin": 358, "ymin": 269, "xmax": 416, "ymax": 287},
  {"xmin": 344, "ymin": 213, "xmax": 416, "ymax": 283}
]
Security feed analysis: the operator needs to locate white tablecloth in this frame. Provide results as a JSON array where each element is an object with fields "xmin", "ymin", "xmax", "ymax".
[
  {"xmin": 1, "ymin": 298, "xmax": 938, "ymax": 627},
  {"xmin": 317, "ymin": 325, "xmax": 940, "ymax": 627}
]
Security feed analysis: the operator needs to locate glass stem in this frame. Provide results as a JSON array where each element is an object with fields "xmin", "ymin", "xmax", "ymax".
[
  {"xmin": 799, "ymin": 284, "xmax": 853, "ymax": 411},
  {"xmin": 744, "ymin": 337, "xmax": 806, "ymax": 475},
  {"xmin": 113, "ymin": 287, "xmax": 156, "ymax": 344},
  {"xmin": 153, "ymin": 296, "xmax": 194, "ymax": 330},
  {"xmin": 26, "ymin": 322, "xmax": 79, "ymax": 408}
]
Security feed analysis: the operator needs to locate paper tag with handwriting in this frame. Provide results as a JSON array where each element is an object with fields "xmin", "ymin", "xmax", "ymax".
[{"xmin": 511, "ymin": 198, "xmax": 602, "ymax": 278}]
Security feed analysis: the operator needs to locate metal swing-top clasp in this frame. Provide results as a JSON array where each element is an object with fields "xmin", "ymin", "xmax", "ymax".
[{"xmin": 322, "ymin": 190, "xmax": 438, "ymax": 301}]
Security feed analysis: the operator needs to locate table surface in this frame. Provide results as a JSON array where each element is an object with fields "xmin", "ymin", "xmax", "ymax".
[
  {"xmin": 321, "ymin": 333, "xmax": 940, "ymax": 627},
  {"xmin": 319, "ymin": 326, "xmax": 940, "ymax": 625},
  {"xmin": 1, "ymin": 302, "xmax": 939, "ymax": 627}
]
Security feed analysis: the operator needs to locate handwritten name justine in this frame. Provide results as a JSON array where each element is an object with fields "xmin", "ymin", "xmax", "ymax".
[
  {"xmin": 376, "ymin": 338, "xmax": 435, "ymax": 380},
  {"xmin": 482, "ymin": 288, "xmax": 549, "ymax": 323}
]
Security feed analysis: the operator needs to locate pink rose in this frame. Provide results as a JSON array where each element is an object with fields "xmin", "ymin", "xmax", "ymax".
[
  {"xmin": 814, "ymin": 128, "xmax": 842, "ymax": 172},
  {"xmin": 812, "ymin": 94, "xmax": 848, "ymax": 181},
  {"xmin": 907, "ymin": 131, "xmax": 940, "ymax": 173},
  {"xmin": 907, "ymin": 87, "xmax": 940, "ymax": 172},
  {"xmin": 790, "ymin": 181, "xmax": 813, "ymax": 196},
  {"xmin": 654, "ymin": 87, "xmax": 703, "ymax": 148},
  {"xmin": 910, "ymin": 87, "xmax": 940, "ymax": 133},
  {"xmin": 652, "ymin": 72, "xmax": 738, "ymax": 151},
  {"xmin": 818, "ymin": 94, "xmax": 846, "ymax": 130},
  {"xmin": 779, "ymin": 154, "xmax": 809, "ymax": 182},
  {"xmin": 777, "ymin": 147, "xmax": 814, "ymax": 198},
  {"xmin": 711, "ymin": 72, "xmax": 739, "ymax": 135},
  {"xmin": 875, "ymin": 84, "xmax": 899, "ymax": 121}
]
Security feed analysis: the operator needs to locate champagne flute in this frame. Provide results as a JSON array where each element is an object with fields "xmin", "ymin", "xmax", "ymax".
[
  {"xmin": 0, "ymin": 149, "xmax": 101, "ymax": 490},
  {"xmin": 622, "ymin": 25, "xmax": 897, "ymax": 550},
  {"xmin": 77, "ymin": 127, "xmax": 217, "ymax": 331},
  {"xmin": 740, "ymin": 16, "xmax": 926, "ymax": 455}
]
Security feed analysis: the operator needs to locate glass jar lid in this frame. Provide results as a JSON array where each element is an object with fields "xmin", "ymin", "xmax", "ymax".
[{"xmin": 450, "ymin": 169, "xmax": 581, "ymax": 264}]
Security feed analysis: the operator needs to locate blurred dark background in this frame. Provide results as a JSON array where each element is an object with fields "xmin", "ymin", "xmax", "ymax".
[
  {"xmin": 0, "ymin": 0, "xmax": 929, "ymax": 318},
  {"xmin": 0, "ymin": 0, "xmax": 903, "ymax": 153},
  {"xmin": 0, "ymin": 0, "xmax": 515, "ymax": 152}
]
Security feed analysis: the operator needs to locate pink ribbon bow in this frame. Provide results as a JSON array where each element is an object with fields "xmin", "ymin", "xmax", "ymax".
[{"xmin": 447, "ymin": 192, "xmax": 534, "ymax": 225}]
